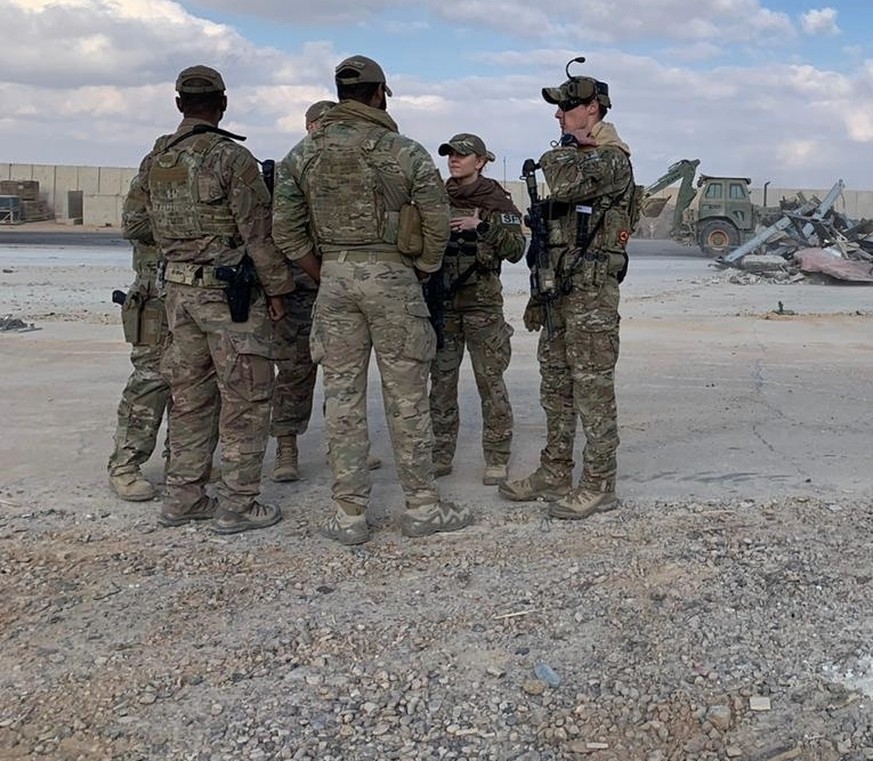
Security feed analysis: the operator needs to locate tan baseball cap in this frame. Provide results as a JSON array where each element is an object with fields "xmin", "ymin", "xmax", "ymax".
[
  {"xmin": 305, "ymin": 100, "xmax": 336, "ymax": 125},
  {"xmin": 175, "ymin": 65, "xmax": 226, "ymax": 94},
  {"xmin": 438, "ymin": 133, "xmax": 496, "ymax": 162},
  {"xmin": 334, "ymin": 55, "xmax": 393, "ymax": 97}
]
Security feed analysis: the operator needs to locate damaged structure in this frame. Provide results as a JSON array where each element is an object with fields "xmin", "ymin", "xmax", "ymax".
[{"xmin": 716, "ymin": 180, "xmax": 873, "ymax": 283}]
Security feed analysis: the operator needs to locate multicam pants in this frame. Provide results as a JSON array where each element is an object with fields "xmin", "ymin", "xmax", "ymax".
[
  {"xmin": 429, "ymin": 307, "xmax": 514, "ymax": 467},
  {"xmin": 311, "ymin": 259, "xmax": 439, "ymax": 514},
  {"xmin": 107, "ymin": 269, "xmax": 170, "ymax": 477},
  {"xmin": 271, "ymin": 287, "xmax": 318, "ymax": 437},
  {"xmin": 161, "ymin": 283, "xmax": 275, "ymax": 515},
  {"xmin": 537, "ymin": 275, "xmax": 621, "ymax": 490}
]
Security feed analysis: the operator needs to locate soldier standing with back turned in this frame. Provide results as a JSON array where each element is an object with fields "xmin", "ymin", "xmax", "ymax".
[
  {"xmin": 272, "ymin": 55, "xmax": 472, "ymax": 545},
  {"xmin": 131, "ymin": 65, "xmax": 294, "ymax": 533},
  {"xmin": 500, "ymin": 60, "xmax": 635, "ymax": 519}
]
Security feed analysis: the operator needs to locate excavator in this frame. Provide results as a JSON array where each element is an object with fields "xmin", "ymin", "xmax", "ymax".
[{"xmin": 641, "ymin": 159, "xmax": 766, "ymax": 256}]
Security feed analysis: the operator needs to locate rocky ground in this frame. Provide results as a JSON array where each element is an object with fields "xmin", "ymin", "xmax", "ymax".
[{"xmin": 1, "ymin": 239, "xmax": 872, "ymax": 760}]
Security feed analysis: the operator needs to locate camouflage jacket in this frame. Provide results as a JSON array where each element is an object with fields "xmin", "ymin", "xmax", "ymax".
[
  {"xmin": 272, "ymin": 100, "xmax": 450, "ymax": 274},
  {"xmin": 129, "ymin": 117, "xmax": 293, "ymax": 297},
  {"xmin": 538, "ymin": 121, "xmax": 635, "ymax": 269},
  {"xmin": 121, "ymin": 173, "xmax": 161, "ymax": 282},
  {"xmin": 444, "ymin": 198, "xmax": 525, "ymax": 312}
]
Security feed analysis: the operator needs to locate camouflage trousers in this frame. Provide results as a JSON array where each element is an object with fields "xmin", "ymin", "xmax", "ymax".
[
  {"xmin": 311, "ymin": 259, "xmax": 438, "ymax": 514},
  {"xmin": 537, "ymin": 276, "xmax": 621, "ymax": 490},
  {"xmin": 271, "ymin": 287, "xmax": 317, "ymax": 437},
  {"xmin": 430, "ymin": 307, "xmax": 514, "ymax": 467},
  {"xmin": 107, "ymin": 338, "xmax": 170, "ymax": 477},
  {"xmin": 161, "ymin": 283, "xmax": 275, "ymax": 514}
]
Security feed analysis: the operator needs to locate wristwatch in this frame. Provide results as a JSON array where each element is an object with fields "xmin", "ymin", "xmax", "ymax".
[{"xmin": 475, "ymin": 220, "xmax": 491, "ymax": 236}]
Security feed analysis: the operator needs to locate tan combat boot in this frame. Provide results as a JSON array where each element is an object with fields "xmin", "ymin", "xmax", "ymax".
[
  {"xmin": 548, "ymin": 485, "xmax": 618, "ymax": 520},
  {"xmin": 271, "ymin": 435, "xmax": 299, "ymax": 482},
  {"xmin": 498, "ymin": 468, "xmax": 571, "ymax": 502},
  {"xmin": 109, "ymin": 470, "xmax": 156, "ymax": 502},
  {"xmin": 483, "ymin": 464, "xmax": 508, "ymax": 486}
]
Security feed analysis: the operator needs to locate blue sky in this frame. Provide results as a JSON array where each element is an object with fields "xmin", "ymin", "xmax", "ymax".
[{"xmin": 2, "ymin": 1, "xmax": 872, "ymax": 189}]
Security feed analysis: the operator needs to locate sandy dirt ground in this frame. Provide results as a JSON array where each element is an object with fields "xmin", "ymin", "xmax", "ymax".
[{"xmin": 0, "ymin": 238, "xmax": 871, "ymax": 760}]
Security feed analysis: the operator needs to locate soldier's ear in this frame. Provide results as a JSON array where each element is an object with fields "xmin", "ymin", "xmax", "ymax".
[{"xmin": 175, "ymin": 96, "xmax": 184, "ymax": 114}]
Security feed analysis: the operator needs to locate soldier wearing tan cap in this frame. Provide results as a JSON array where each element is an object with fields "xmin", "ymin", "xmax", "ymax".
[
  {"xmin": 429, "ymin": 132, "xmax": 525, "ymax": 486},
  {"xmin": 126, "ymin": 64, "xmax": 294, "ymax": 534}
]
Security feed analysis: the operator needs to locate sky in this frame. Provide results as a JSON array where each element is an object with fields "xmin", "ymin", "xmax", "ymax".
[{"xmin": 2, "ymin": 0, "xmax": 872, "ymax": 189}]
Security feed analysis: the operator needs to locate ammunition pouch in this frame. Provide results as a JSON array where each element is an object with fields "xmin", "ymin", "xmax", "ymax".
[
  {"xmin": 119, "ymin": 288, "xmax": 166, "ymax": 346},
  {"xmin": 564, "ymin": 251, "xmax": 610, "ymax": 292},
  {"xmin": 397, "ymin": 203, "xmax": 424, "ymax": 257}
]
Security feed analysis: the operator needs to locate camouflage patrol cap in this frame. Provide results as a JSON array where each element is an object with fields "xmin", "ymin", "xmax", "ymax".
[
  {"xmin": 335, "ymin": 55, "xmax": 393, "ymax": 96},
  {"xmin": 305, "ymin": 100, "xmax": 336, "ymax": 125},
  {"xmin": 542, "ymin": 77, "xmax": 611, "ymax": 110},
  {"xmin": 175, "ymin": 65, "xmax": 226, "ymax": 94},
  {"xmin": 438, "ymin": 133, "xmax": 496, "ymax": 162}
]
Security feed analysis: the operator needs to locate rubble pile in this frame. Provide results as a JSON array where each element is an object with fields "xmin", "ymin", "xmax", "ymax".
[{"xmin": 717, "ymin": 181, "xmax": 873, "ymax": 283}]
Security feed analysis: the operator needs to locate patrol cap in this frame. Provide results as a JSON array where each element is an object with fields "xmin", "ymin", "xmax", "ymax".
[
  {"xmin": 542, "ymin": 77, "xmax": 611, "ymax": 110},
  {"xmin": 175, "ymin": 65, "xmax": 226, "ymax": 95},
  {"xmin": 335, "ymin": 55, "xmax": 393, "ymax": 97},
  {"xmin": 438, "ymin": 133, "xmax": 496, "ymax": 163},
  {"xmin": 305, "ymin": 100, "xmax": 336, "ymax": 125}
]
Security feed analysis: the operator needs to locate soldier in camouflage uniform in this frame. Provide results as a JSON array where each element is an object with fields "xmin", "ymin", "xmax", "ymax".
[
  {"xmin": 500, "ymin": 68, "xmax": 635, "ymax": 519},
  {"xmin": 273, "ymin": 55, "xmax": 472, "ymax": 545},
  {"xmin": 430, "ymin": 133, "xmax": 525, "ymax": 485},
  {"xmin": 107, "ymin": 177, "xmax": 170, "ymax": 501},
  {"xmin": 129, "ymin": 65, "xmax": 294, "ymax": 533},
  {"xmin": 270, "ymin": 99, "xmax": 381, "ymax": 481}
]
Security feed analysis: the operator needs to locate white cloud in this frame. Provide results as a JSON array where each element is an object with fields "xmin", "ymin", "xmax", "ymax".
[
  {"xmin": 0, "ymin": 0, "xmax": 871, "ymax": 193},
  {"xmin": 800, "ymin": 7, "xmax": 840, "ymax": 36}
]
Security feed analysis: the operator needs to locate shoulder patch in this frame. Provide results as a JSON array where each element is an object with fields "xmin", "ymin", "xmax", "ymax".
[{"xmin": 501, "ymin": 212, "xmax": 522, "ymax": 226}]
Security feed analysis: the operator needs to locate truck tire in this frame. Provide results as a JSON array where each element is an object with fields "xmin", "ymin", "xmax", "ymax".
[{"xmin": 698, "ymin": 220, "xmax": 740, "ymax": 256}]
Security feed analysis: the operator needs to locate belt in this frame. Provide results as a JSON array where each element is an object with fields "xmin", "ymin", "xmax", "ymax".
[
  {"xmin": 321, "ymin": 250, "xmax": 409, "ymax": 265},
  {"xmin": 162, "ymin": 261, "xmax": 226, "ymax": 288}
]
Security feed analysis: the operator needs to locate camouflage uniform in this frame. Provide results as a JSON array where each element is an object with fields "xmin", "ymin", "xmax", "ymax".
[
  {"xmin": 132, "ymin": 69, "xmax": 294, "ymax": 531},
  {"xmin": 270, "ymin": 266, "xmax": 317, "ymax": 441},
  {"xmin": 273, "ymin": 58, "xmax": 472, "ymax": 542},
  {"xmin": 502, "ymin": 115, "xmax": 635, "ymax": 516},
  {"xmin": 429, "ymin": 171, "xmax": 525, "ymax": 480},
  {"xmin": 106, "ymin": 233, "xmax": 170, "ymax": 500}
]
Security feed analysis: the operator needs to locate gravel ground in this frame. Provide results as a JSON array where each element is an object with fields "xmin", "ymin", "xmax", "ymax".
[{"xmin": 1, "ymin": 242, "xmax": 872, "ymax": 760}]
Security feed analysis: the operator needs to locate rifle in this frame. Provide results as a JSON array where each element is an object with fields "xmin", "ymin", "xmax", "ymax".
[
  {"xmin": 521, "ymin": 159, "xmax": 558, "ymax": 338},
  {"xmin": 215, "ymin": 255, "xmax": 257, "ymax": 323}
]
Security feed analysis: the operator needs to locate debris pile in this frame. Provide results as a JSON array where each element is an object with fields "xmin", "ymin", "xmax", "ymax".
[
  {"xmin": 716, "ymin": 180, "xmax": 873, "ymax": 283},
  {"xmin": 0, "ymin": 314, "xmax": 40, "ymax": 332}
]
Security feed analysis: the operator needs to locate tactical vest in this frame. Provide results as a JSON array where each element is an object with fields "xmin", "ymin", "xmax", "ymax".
[
  {"xmin": 301, "ymin": 126, "xmax": 401, "ymax": 247},
  {"xmin": 147, "ymin": 133, "xmax": 238, "ymax": 241}
]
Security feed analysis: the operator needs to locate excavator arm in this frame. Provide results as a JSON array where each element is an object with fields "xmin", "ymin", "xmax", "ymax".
[{"xmin": 642, "ymin": 158, "xmax": 701, "ymax": 238}]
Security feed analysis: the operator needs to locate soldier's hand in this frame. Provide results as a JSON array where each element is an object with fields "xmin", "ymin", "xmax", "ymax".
[
  {"xmin": 268, "ymin": 296, "xmax": 286, "ymax": 322},
  {"xmin": 414, "ymin": 267, "xmax": 431, "ymax": 283}
]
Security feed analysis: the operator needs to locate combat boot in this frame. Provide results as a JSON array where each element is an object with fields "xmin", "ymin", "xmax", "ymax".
[
  {"xmin": 498, "ymin": 468, "xmax": 571, "ymax": 502},
  {"xmin": 271, "ymin": 435, "xmax": 299, "ymax": 482},
  {"xmin": 321, "ymin": 509, "xmax": 370, "ymax": 546},
  {"xmin": 158, "ymin": 496, "xmax": 216, "ymax": 527},
  {"xmin": 401, "ymin": 500, "xmax": 473, "ymax": 538},
  {"xmin": 548, "ymin": 485, "xmax": 618, "ymax": 520},
  {"xmin": 482, "ymin": 464, "xmax": 508, "ymax": 486},
  {"xmin": 212, "ymin": 502, "xmax": 283, "ymax": 535},
  {"xmin": 109, "ymin": 470, "xmax": 156, "ymax": 502}
]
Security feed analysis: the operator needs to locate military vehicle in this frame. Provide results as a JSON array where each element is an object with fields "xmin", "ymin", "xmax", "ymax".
[{"xmin": 641, "ymin": 158, "xmax": 775, "ymax": 256}]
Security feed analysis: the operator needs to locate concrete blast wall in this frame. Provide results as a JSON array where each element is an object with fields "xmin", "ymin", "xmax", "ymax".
[{"xmin": 2, "ymin": 163, "xmax": 873, "ymax": 230}]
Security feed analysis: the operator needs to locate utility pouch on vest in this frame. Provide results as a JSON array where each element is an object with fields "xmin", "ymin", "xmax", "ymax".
[
  {"xmin": 138, "ymin": 298, "xmax": 166, "ymax": 346},
  {"xmin": 397, "ymin": 203, "xmax": 423, "ymax": 257},
  {"xmin": 120, "ymin": 294, "xmax": 142, "ymax": 344},
  {"xmin": 574, "ymin": 251, "xmax": 610, "ymax": 291}
]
